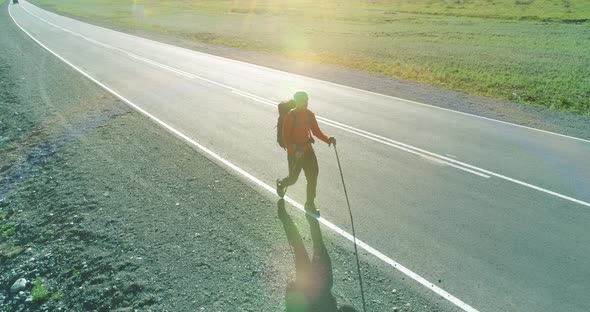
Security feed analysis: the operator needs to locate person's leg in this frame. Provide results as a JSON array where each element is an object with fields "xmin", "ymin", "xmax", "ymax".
[
  {"xmin": 281, "ymin": 153, "xmax": 303, "ymax": 187},
  {"xmin": 302, "ymin": 151, "xmax": 319, "ymax": 207}
]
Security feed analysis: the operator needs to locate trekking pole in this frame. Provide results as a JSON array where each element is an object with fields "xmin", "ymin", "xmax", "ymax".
[{"xmin": 333, "ymin": 144, "xmax": 367, "ymax": 312}]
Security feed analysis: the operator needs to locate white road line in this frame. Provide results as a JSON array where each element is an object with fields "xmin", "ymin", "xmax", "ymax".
[
  {"xmin": 319, "ymin": 121, "xmax": 492, "ymax": 178},
  {"xmin": 232, "ymin": 90, "xmax": 276, "ymax": 105},
  {"xmin": 127, "ymin": 54, "xmax": 196, "ymax": 79},
  {"xmin": 9, "ymin": 5, "xmax": 480, "ymax": 312},
  {"xmin": 21, "ymin": 3, "xmax": 590, "ymax": 208}
]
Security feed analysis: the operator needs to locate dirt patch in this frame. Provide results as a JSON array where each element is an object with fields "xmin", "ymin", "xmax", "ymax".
[{"xmin": 0, "ymin": 105, "xmax": 131, "ymax": 197}]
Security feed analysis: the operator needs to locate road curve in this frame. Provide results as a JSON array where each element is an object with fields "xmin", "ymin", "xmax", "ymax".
[{"xmin": 8, "ymin": 1, "xmax": 590, "ymax": 311}]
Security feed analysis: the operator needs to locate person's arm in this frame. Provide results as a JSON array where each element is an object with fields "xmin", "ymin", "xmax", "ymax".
[
  {"xmin": 310, "ymin": 112, "xmax": 331, "ymax": 144},
  {"xmin": 282, "ymin": 112, "xmax": 294, "ymax": 147}
]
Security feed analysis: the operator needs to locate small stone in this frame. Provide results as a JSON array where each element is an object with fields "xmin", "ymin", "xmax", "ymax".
[
  {"xmin": 392, "ymin": 288, "xmax": 397, "ymax": 293},
  {"xmin": 175, "ymin": 203, "xmax": 180, "ymax": 206},
  {"xmin": 393, "ymin": 307, "xmax": 398, "ymax": 312},
  {"xmin": 25, "ymin": 296, "xmax": 33, "ymax": 303},
  {"xmin": 10, "ymin": 278, "xmax": 27, "ymax": 293}
]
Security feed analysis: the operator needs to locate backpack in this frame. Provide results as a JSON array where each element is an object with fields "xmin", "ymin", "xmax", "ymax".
[
  {"xmin": 277, "ymin": 101, "xmax": 315, "ymax": 149},
  {"xmin": 277, "ymin": 100, "xmax": 297, "ymax": 148}
]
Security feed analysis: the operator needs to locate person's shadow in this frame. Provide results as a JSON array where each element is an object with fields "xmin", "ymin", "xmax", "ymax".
[{"xmin": 278, "ymin": 199, "xmax": 357, "ymax": 312}]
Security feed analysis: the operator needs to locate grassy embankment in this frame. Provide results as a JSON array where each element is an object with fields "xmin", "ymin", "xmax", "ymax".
[{"xmin": 31, "ymin": 0, "xmax": 590, "ymax": 114}]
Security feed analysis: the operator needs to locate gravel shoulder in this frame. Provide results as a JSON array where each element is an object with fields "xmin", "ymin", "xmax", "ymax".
[
  {"xmin": 27, "ymin": 0, "xmax": 590, "ymax": 141},
  {"xmin": 1, "ymin": 1, "xmax": 460, "ymax": 311}
]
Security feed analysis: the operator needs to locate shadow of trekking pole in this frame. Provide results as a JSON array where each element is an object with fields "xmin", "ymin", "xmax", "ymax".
[{"xmin": 278, "ymin": 199, "xmax": 357, "ymax": 312}]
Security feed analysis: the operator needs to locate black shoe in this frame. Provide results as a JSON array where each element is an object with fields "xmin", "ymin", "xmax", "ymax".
[
  {"xmin": 304, "ymin": 202, "xmax": 320, "ymax": 216},
  {"xmin": 276, "ymin": 179, "xmax": 286, "ymax": 198}
]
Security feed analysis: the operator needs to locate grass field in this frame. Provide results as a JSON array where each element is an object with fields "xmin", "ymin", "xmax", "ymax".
[{"xmin": 30, "ymin": 0, "xmax": 590, "ymax": 114}]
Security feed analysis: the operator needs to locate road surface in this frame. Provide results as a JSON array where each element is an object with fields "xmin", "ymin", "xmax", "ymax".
[{"xmin": 8, "ymin": 1, "xmax": 590, "ymax": 311}]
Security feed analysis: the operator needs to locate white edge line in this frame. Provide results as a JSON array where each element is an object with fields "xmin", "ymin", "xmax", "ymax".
[
  {"xmin": 22, "ymin": 0, "xmax": 588, "ymax": 144},
  {"xmin": 9, "ymin": 4, "xmax": 480, "ymax": 312}
]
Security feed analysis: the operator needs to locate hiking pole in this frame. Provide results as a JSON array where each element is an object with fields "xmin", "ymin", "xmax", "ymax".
[{"xmin": 333, "ymin": 144, "xmax": 367, "ymax": 312}]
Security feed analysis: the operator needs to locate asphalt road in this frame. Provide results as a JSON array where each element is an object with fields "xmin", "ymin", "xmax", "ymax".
[{"xmin": 8, "ymin": 1, "xmax": 590, "ymax": 311}]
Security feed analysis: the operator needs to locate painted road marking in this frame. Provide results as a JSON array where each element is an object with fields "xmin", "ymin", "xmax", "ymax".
[
  {"xmin": 127, "ymin": 54, "xmax": 196, "ymax": 79},
  {"xmin": 9, "ymin": 4, "xmax": 480, "ymax": 312},
  {"xmin": 20, "ymin": 3, "xmax": 590, "ymax": 208}
]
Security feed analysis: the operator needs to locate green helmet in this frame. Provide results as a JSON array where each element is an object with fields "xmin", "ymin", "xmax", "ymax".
[{"xmin": 293, "ymin": 91, "xmax": 309, "ymax": 106}]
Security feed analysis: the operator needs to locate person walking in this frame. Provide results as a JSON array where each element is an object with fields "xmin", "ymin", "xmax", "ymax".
[{"xmin": 276, "ymin": 91, "xmax": 335, "ymax": 215}]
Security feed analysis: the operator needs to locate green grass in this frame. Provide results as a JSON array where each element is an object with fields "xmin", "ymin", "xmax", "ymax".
[
  {"xmin": 0, "ymin": 212, "xmax": 21, "ymax": 258},
  {"xmin": 1, "ymin": 223, "xmax": 16, "ymax": 238},
  {"xmin": 30, "ymin": 0, "xmax": 590, "ymax": 113},
  {"xmin": 31, "ymin": 278, "xmax": 50, "ymax": 303}
]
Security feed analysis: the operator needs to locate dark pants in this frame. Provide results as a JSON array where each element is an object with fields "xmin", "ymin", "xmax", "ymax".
[{"xmin": 281, "ymin": 150, "xmax": 319, "ymax": 205}]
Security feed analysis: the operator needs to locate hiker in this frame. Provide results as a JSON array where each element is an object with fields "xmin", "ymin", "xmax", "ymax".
[{"xmin": 276, "ymin": 91, "xmax": 336, "ymax": 215}]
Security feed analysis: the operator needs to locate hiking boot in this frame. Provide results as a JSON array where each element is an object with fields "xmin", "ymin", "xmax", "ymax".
[
  {"xmin": 304, "ymin": 202, "xmax": 320, "ymax": 216},
  {"xmin": 276, "ymin": 179, "xmax": 286, "ymax": 198}
]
